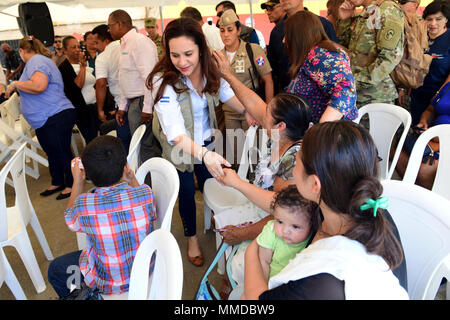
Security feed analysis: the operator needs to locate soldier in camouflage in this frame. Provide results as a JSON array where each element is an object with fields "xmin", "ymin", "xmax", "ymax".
[
  {"xmin": 337, "ymin": 0, "xmax": 404, "ymax": 107},
  {"xmin": 145, "ymin": 17, "xmax": 164, "ymax": 60}
]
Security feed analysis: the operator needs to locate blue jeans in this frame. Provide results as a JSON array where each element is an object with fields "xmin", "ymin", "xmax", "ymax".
[
  {"xmin": 115, "ymin": 111, "xmax": 131, "ymax": 153},
  {"xmin": 35, "ymin": 108, "xmax": 76, "ymax": 187},
  {"xmin": 48, "ymin": 250, "xmax": 83, "ymax": 298},
  {"xmin": 177, "ymin": 162, "xmax": 212, "ymax": 237}
]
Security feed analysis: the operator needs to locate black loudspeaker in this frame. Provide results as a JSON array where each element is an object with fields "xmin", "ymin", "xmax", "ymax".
[{"xmin": 17, "ymin": 2, "xmax": 54, "ymax": 47}]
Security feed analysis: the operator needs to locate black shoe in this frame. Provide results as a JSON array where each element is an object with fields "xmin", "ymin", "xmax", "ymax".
[
  {"xmin": 40, "ymin": 185, "xmax": 65, "ymax": 197},
  {"xmin": 56, "ymin": 192, "xmax": 71, "ymax": 200}
]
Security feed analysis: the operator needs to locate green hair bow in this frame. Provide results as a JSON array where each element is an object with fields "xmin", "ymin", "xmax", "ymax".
[{"xmin": 360, "ymin": 197, "xmax": 388, "ymax": 217}]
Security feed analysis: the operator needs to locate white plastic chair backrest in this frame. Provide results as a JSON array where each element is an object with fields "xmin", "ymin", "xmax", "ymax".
[
  {"xmin": 127, "ymin": 124, "xmax": 147, "ymax": 172},
  {"xmin": 0, "ymin": 143, "xmax": 28, "ymax": 243},
  {"xmin": 128, "ymin": 229, "xmax": 183, "ymax": 300},
  {"xmin": 0, "ymin": 93, "xmax": 20, "ymax": 129},
  {"xmin": 381, "ymin": 179, "xmax": 450, "ymax": 300},
  {"xmin": 237, "ymin": 125, "xmax": 258, "ymax": 179},
  {"xmin": 135, "ymin": 157, "xmax": 179, "ymax": 231},
  {"xmin": 403, "ymin": 124, "xmax": 450, "ymax": 200},
  {"xmin": 0, "ymin": 249, "xmax": 5, "ymax": 285},
  {"xmin": 354, "ymin": 103, "xmax": 411, "ymax": 179}
]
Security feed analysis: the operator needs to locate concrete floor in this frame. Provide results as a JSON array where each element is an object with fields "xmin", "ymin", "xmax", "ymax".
[{"xmin": 0, "ymin": 135, "xmax": 446, "ymax": 300}]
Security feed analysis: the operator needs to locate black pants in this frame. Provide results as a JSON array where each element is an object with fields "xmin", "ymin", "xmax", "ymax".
[
  {"xmin": 76, "ymin": 104, "xmax": 98, "ymax": 146},
  {"xmin": 35, "ymin": 108, "xmax": 76, "ymax": 187},
  {"xmin": 177, "ymin": 162, "xmax": 212, "ymax": 237}
]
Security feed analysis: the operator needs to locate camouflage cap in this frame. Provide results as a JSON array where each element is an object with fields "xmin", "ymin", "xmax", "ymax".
[
  {"xmin": 218, "ymin": 9, "xmax": 239, "ymax": 27},
  {"xmin": 145, "ymin": 17, "xmax": 157, "ymax": 28}
]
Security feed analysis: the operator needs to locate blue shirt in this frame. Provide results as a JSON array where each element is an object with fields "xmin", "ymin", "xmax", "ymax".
[
  {"xmin": 431, "ymin": 81, "xmax": 450, "ymax": 126},
  {"xmin": 412, "ymin": 30, "xmax": 450, "ymax": 105},
  {"xmin": 18, "ymin": 54, "xmax": 74, "ymax": 129}
]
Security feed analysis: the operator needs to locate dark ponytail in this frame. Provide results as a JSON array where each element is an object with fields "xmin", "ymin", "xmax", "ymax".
[
  {"xmin": 301, "ymin": 121, "xmax": 403, "ymax": 269},
  {"xmin": 270, "ymin": 93, "xmax": 312, "ymax": 142}
]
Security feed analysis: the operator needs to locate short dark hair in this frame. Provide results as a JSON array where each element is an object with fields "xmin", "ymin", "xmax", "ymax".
[
  {"xmin": 62, "ymin": 35, "xmax": 76, "ymax": 49},
  {"xmin": 81, "ymin": 136, "xmax": 127, "ymax": 187},
  {"xmin": 180, "ymin": 7, "xmax": 203, "ymax": 22},
  {"xmin": 83, "ymin": 31, "xmax": 92, "ymax": 41},
  {"xmin": 423, "ymin": 0, "xmax": 450, "ymax": 22},
  {"xmin": 216, "ymin": 1, "xmax": 236, "ymax": 12},
  {"xmin": 270, "ymin": 185, "xmax": 317, "ymax": 226},
  {"xmin": 110, "ymin": 9, "xmax": 133, "ymax": 28},
  {"xmin": 92, "ymin": 24, "xmax": 113, "ymax": 42}
]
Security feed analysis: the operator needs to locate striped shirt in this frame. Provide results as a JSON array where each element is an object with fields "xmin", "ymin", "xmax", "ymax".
[{"xmin": 64, "ymin": 182, "xmax": 157, "ymax": 295}]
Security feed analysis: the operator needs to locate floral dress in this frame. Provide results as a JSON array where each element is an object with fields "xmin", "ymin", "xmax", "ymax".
[
  {"xmin": 286, "ymin": 45, "xmax": 358, "ymax": 123},
  {"xmin": 213, "ymin": 140, "xmax": 300, "ymax": 287}
]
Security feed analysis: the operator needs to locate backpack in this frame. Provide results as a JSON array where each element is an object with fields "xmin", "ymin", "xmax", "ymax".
[{"xmin": 390, "ymin": 9, "xmax": 433, "ymax": 89}]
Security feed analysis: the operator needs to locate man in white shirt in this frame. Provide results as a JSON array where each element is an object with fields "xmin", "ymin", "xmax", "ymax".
[
  {"xmin": 92, "ymin": 24, "xmax": 131, "ymax": 151},
  {"xmin": 108, "ymin": 9, "xmax": 161, "ymax": 161},
  {"xmin": 180, "ymin": 6, "xmax": 224, "ymax": 51}
]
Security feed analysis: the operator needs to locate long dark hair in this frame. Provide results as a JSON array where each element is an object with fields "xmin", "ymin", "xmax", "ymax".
[
  {"xmin": 147, "ymin": 18, "xmax": 221, "ymax": 104},
  {"xmin": 270, "ymin": 93, "xmax": 312, "ymax": 142},
  {"xmin": 300, "ymin": 121, "xmax": 403, "ymax": 269},
  {"xmin": 284, "ymin": 10, "xmax": 339, "ymax": 79}
]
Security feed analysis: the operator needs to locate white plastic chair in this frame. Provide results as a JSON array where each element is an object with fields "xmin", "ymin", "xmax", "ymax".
[
  {"xmin": 403, "ymin": 124, "xmax": 450, "ymax": 200},
  {"xmin": 128, "ymin": 229, "xmax": 183, "ymax": 299},
  {"xmin": 203, "ymin": 125, "xmax": 259, "ymax": 233},
  {"xmin": 354, "ymin": 103, "xmax": 411, "ymax": 179},
  {"xmin": 103, "ymin": 229, "xmax": 183, "ymax": 300},
  {"xmin": 0, "ymin": 97, "xmax": 49, "ymax": 182},
  {"xmin": 135, "ymin": 157, "xmax": 179, "ymax": 231},
  {"xmin": 0, "ymin": 143, "xmax": 54, "ymax": 294},
  {"xmin": 0, "ymin": 248, "xmax": 26, "ymax": 300},
  {"xmin": 202, "ymin": 125, "xmax": 259, "ymax": 274},
  {"xmin": 127, "ymin": 124, "xmax": 147, "ymax": 172},
  {"xmin": 381, "ymin": 179, "xmax": 450, "ymax": 300}
]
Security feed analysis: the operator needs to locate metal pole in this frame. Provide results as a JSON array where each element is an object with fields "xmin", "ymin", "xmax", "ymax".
[
  {"xmin": 249, "ymin": 0, "xmax": 254, "ymax": 28},
  {"xmin": 159, "ymin": 6, "xmax": 164, "ymax": 33}
]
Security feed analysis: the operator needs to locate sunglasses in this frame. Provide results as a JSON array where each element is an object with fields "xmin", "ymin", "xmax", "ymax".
[
  {"xmin": 54, "ymin": 40, "xmax": 62, "ymax": 43},
  {"xmin": 265, "ymin": 5, "xmax": 281, "ymax": 11}
]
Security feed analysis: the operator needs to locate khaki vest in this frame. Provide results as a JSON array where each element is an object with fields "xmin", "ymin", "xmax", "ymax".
[{"xmin": 152, "ymin": 78, "xmax": 220, "ymax": 172}]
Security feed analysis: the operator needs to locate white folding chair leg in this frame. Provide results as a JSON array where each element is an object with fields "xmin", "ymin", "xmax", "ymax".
[
  {"xmin": 10, "ymin": 233, "xmax": 46, "ymax": 293},
  {"xmin": 76, "ymin": 233, "xmax": 87, "ymax": 251},
  {"xmin": 216, "ymin": 232, "xmax": 225, "ymax": 275},
  {"xmin": 29, "ymin": 214, "xmax": 53, "ymax": 260},
  {"xmin": 203, "ymin": 204, "xmax": 211, "ymax": 234},
  {"xmin": 1, "ymin": 250, "xmax": 27, "ymax": 300}
]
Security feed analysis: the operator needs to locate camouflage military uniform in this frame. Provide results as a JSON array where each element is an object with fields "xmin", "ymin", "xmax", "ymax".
[
  {"xmin": 337, "ymin": 0, "xmax": 404, "ymax": 107},
  {"xmin": 150, "ymin": 34, "xmax": 164, "ymax": 60}
]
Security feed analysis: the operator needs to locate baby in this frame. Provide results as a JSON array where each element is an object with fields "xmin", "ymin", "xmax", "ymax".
[{"xmin": 257, "ymin": 185, "xmax": 316, "ymax": 280}]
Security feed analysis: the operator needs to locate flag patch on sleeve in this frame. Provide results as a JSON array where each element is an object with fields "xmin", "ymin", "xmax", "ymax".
[{"xmin": 255, "ymin": 55, "xmax": 265, "ymax": 66}]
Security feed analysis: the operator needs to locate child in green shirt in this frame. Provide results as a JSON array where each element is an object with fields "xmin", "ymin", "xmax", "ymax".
[{"xmin": 256, "ymin": 185, "xmax": 316, "ymax": 280}]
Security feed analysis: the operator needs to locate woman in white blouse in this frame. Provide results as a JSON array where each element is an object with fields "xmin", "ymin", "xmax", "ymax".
[
  {"xmin": 59, "ymin": 36, "xmax": 98, "ymax": 144},
  {"xmin": 147, "ymin": 18, "xmax": 258, "ymax": 266}
]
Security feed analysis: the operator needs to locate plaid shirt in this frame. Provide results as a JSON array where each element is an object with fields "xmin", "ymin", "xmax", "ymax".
[{"xmin": 64, "ymin": 182, "xmax": 157, "ymax": 295}]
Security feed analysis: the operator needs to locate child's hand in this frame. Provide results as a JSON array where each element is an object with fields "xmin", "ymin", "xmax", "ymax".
[
  {"xmin": 71, "ymin": 157, "xmax": 85, "ymax": 183},
  {"xmin": 122, "ymin": 165, "xmax": 139, "ymax": 187}
]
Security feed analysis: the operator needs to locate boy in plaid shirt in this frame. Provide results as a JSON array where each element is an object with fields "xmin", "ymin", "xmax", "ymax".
[{"xmin": 48, "ymin": 135, "xmax": 157, "ymax": 298}]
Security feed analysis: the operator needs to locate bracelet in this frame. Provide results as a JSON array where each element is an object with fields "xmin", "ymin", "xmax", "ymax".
[
  {"xmin": 202, "ymin": 150, "xmax": 211, "ymax": 162},
  {"xmin": 242, "ymin": 109, "xmax": 247, "ymax": 116}
]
